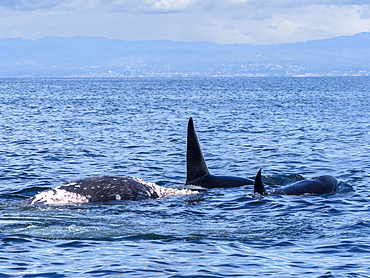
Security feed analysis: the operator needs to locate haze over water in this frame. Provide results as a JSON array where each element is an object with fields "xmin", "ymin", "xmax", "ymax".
[{"xmin": 0, "ymin": 77, "xmax": 369, "ymax": 277}]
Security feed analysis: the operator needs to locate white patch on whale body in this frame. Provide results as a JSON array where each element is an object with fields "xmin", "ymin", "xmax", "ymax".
[
  {"xmin": 31, "ymin": 189, "xmax": 89, "ymax": 205},
  {"xmin": 131, "ymin": 177, "xmax": 198, "ymax": 198}
]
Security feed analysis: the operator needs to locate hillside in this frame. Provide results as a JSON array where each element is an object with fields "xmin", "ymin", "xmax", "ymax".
[{"xmin": 0, "ymin": 33, "xmax": 369, "ymax": 77}]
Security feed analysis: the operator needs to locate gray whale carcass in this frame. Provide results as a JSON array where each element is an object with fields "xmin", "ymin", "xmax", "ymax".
[
  {"xmin": 185, "ymin": 117, "xmax": 254, "ymax": 188},
  {"xmin": 30, "ymin": 176, "xmax": 197, "ymax": 205},
  {"xmin": 254, "ymin": 169, "xmax": 339, "ymax": 196}
]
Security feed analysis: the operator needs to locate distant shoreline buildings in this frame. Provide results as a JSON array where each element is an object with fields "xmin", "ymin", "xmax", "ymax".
[{"xmin": 1, "ymin": 33, "xmax": 369, "ymax": 78}]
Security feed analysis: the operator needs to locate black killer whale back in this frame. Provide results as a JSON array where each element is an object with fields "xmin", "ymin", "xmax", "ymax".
[
  {"xmin": 254, "ymin": 169, "xmax": 339, "ymax": 196},
  {"xmin": 185, "ymin": 117, "xmax": 253, "ymax": 188}
]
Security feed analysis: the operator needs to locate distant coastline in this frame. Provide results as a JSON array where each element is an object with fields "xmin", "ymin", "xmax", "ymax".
[{"xmin": 0, "ymin": 33, "xmax": 369, "ymax": 78}]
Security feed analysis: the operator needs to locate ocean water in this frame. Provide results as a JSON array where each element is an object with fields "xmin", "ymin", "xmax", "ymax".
[{"xmin": 0, "ymin": 77, "xmax": 369, "ymax": 277}]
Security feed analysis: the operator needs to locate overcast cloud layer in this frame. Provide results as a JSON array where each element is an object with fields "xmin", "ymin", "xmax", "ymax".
[{"xmin": 0, "ymin": 0, "xmax": 369, "ymax": 44}]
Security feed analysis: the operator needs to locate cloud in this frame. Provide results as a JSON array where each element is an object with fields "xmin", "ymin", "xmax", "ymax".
[
  {"xmin": 0, "ymin": 0, "xmax": 61, "ymax": 10},
  {"xmin": 1, "ymin": 0, "xmax": 369, "ymax": 14},
  {"xmin": 0, "ymin": 0, "xmax": 369, "ymax": 44},
  {"xmin": 225, "ymin": 3, "xmax": 370, "ymax": 43},
  {"xmin": 360, "ymin": 6, "xmax": 370, "ymax": 18},
  {"xmin": 0, "ymin": 0, "xmax": 198, "ymax": 13}
]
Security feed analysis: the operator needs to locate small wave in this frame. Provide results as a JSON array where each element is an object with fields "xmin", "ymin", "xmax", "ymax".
[
  {"xmin": 336, "ymin": 181, "xmax": 354, "ymax": 194},
  {"xmin": 1, "ymin": 186, "xmax": 51, "ymax": 201}
]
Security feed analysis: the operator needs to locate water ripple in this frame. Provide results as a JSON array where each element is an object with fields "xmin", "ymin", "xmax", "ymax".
[{"xmin": 0, "ymin": 77, "xmax": 369, "ymax": 277}]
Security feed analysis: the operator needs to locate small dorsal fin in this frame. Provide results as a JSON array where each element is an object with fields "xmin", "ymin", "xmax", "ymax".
[
  {"xmin": 186, "ymin": 117, "xmax": 210, "ymax": 184},
  {"xmin": 254, "ymin": 168, "xmax": 266, "ymax": 195}
]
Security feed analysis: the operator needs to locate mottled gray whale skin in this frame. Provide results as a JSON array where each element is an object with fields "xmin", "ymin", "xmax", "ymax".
[
  {"xmin": 186, "ymin": 117, "xmax": 253, "ymax": 189},
  {"xmin": 254, "ymin": 169, "xmax": 339, "ymax": 196},
  {"xmin": 30, "ymin": 176, "xmax": 196, "ymax": 205},
  {"xmin": 58, "ymin": 176, "xmax": 160, "ymax": 201}
]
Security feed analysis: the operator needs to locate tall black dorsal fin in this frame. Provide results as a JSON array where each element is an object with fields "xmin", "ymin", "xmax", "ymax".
[
  {"xmin": 254, "ymin": 168, "xmax": 266, "ymax": 195},
  {"xmin": 186, "ymin": 117, "xmax": 210, "ymax": 184}
]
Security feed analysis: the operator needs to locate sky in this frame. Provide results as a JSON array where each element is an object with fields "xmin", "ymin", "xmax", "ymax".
[{"xmin": 0, "ymin": 0, "xmax": 369, "ymax": 45}]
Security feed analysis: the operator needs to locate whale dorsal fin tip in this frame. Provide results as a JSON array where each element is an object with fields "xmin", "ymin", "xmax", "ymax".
[
  {"xmin": 254, "ymin": 168, "xmax": 266, "ymax": 195},
  {"xmin": 186, "ymin": 117, "xmax": 210, "ymax": 184}
]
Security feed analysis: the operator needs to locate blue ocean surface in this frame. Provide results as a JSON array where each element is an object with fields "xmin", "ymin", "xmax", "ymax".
[{"xmin": 0, "ymin": 77, "xmax": 369, "ymax": 277}]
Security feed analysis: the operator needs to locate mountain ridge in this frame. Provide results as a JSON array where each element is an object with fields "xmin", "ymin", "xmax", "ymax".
[{"xmin": 0, "ymin": 33, "xmax": 369, "ymax": 77}]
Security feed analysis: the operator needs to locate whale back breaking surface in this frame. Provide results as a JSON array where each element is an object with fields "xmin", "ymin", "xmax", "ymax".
[
  {"xmin": 30, "ymin": 176, "xmax": 197, "ymax": 205},
  {"xmin": 254, "ymin": 169, "xmax": 339, "ymax": 196},
  {"xmin": 58, "ymin": 176, "xmax": 160, "ymax": 202},
  {"xmin": 276, "ymin": 175, "xmax": 339, "ymax": 195}
]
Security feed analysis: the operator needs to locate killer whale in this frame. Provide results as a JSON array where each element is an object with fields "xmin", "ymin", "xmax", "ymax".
[
  {"xmin": 254, "ymin": 169, "xmax": 339, "ymax": 196},
  {"xmin": 30, "ymin": 176, "xmax": 197, "ymax": 205},
  {"xmin": 185, "ymin": 117, "xmax": 253, "ymax": 188}
]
